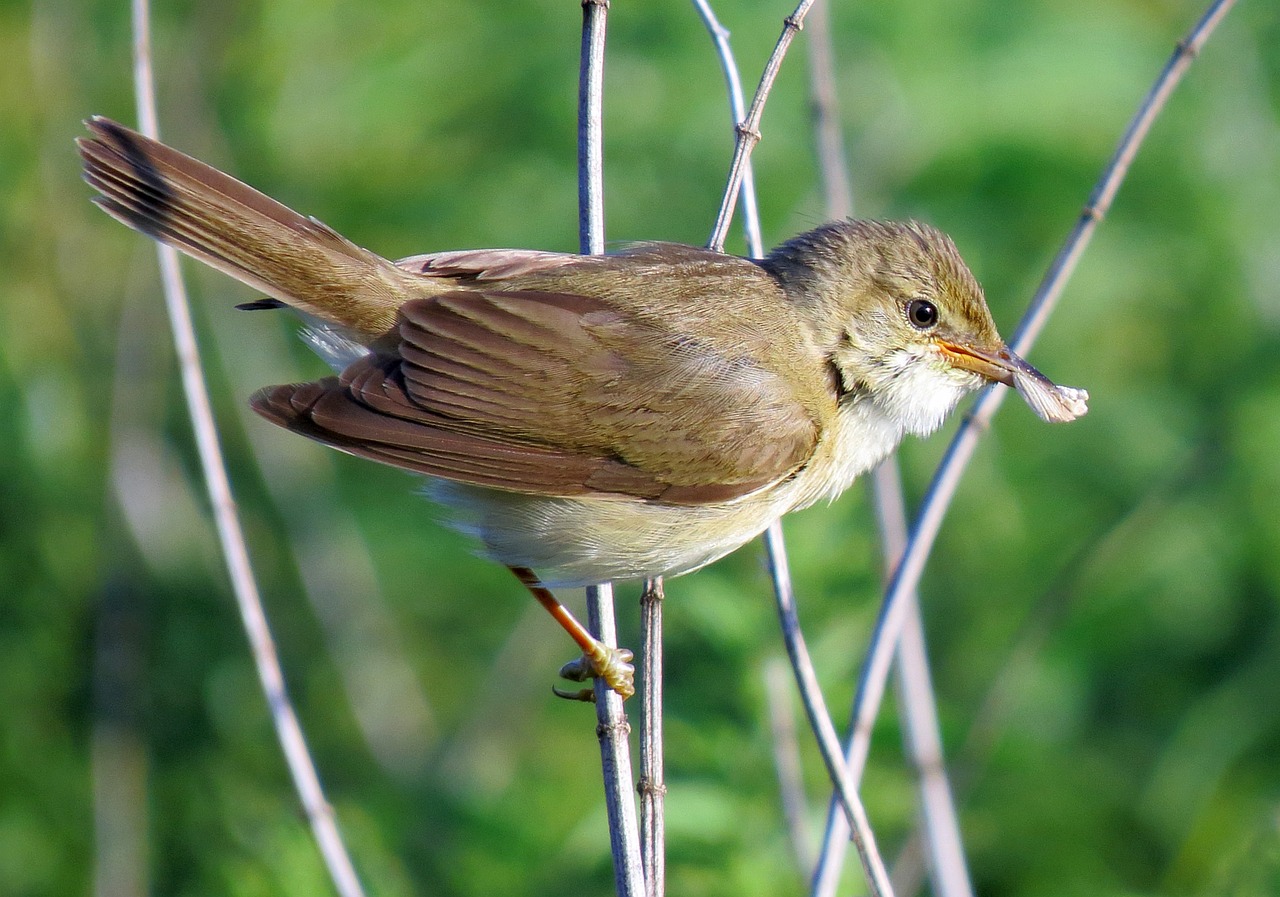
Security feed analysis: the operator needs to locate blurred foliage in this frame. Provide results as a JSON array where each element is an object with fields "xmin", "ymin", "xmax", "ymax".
[{"xmin": 2, "ymin": 0, "xmax": 1279, "ymax": 895}]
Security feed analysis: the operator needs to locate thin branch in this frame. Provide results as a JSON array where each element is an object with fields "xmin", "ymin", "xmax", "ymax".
[
  {"xmin": 888, "ymin": 597, "xmax": 974, "ymax": 897},
  {"xmin": 804, "ymin": 4, "xmax": 973, "ymax": 896},
  {"xmin": 587, "ymin": 584, "xmax": 646, "ymax": 897},
  {"xmin": 803, "ymin": 0, "xmax": 854, "ymax": 221},
  {"xmin": 639, "ymin": 578, "xmax": 667, "ymax": 897},
  {"xmin": 579, "ymin": 0, "xmax": 609, "ymax": 257},
  {"xmin": 690, "ymin": 0, "xmax": 764, "ymax": 255},
  {"xmin": 891, "ymin": 470, "xmax": 1198, "ymax": 893},
  {"xmin": 707, "ymin": 0, "xmax": 817, "ymax": 251},
  {"xmin": 764, "ymin": 525, "xmax": 895, "ymax": 897},
  {"xmin": 827, "ymin": 0, "xmax": 1237, "ymax": 887},
  {"xmin": 127, "ymin": 1, "xmax": 365, "ymax": 895},
  {"xmin": 578, "ymin": 4, "xmax": 646, "ymax": 896}
]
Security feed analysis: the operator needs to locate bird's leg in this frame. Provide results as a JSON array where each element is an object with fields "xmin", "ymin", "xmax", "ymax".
[{"xmin": 508, "ymin": 566, "xmax": 635, "ymax": 700}]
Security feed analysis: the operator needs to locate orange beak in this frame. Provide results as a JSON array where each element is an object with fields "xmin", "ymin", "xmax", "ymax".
[
  {"xmin": 936, "ymin": 339, "xmax": 1033, "ymax": 387},
  {"xmin": 937, "ymin": 338, "xmax": 1089, "ymax": 423}
]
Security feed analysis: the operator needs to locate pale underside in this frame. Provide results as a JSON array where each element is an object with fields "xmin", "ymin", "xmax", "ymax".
[{"xmin": 427, "ymin": 392, "xmax": 908, "ymax": 588}]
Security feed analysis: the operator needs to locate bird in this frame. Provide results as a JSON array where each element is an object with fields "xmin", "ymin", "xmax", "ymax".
[{"xmin": 78, "ymin": 116, "xmax": 1087, "ymax": 698}]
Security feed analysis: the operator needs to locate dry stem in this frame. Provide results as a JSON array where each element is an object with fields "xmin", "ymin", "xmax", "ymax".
[
  {"xmin": 127, "ymin": 0, "xmax": 365, "ymax": 893},
  {"xmin": 578, "ymin": 4, "xmax": 647, "ymax": 896}
]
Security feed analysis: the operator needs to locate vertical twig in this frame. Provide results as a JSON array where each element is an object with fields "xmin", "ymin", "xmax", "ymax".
[
  {"xmin": 707, "ymin": 0, "xmax": 817, "ymax": 252},
  {"xmin": 816, "ymin": 0, "xmax": 1238, "ymax": 888},
  {"xmin": 578, "ymin": 4, "xmax": 646, "ymax": 896},
  {"xmin": 579, "ymin": 0, "xmax": 609, "ymax": 257},
  {"xmin": 805, "ymin": 5, "xmax": 974, "ymax": 896},
  {"xmin": 887, "ymin": 597, "xmax": 974, "ymax": 897},
  {"xmin": 127, "ymin": 2, "xmax": 366, "ymax": 895},
  {"xmin": 694, "ymin": 3, "xmax": 893, "ymax": 894},
  {"xmin": 690, "ymin": 0, "xmax": 764, "ymax": 255},
  {"xmin": 639, "ymin": 578, "xmax": 666, "ymax": 897},
  {"xmin": 803, "ymin": 0, "xmax": 853, "ymax": 220},
  {"xmin": 587, "ymin": 584, "xmax": 646, "ymax": 897}
]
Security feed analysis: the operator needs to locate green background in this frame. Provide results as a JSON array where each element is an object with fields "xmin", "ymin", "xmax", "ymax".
[{"xmin": 3, "ymin": 0, "xmax": 1279, "ymax": 894}]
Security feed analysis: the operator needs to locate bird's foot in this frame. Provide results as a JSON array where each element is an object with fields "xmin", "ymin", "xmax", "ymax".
[{"xmin": 553, "ymin": 642, "xmax": 635, "ymax": 701}]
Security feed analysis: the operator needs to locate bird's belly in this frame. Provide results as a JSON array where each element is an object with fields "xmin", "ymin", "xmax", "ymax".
[
  {"xmin": 426, "ymin": 400, "xmax": 907, "ymax": 589},
  {"xmin": 428, "ymin": 481, "xmax": 799, "ymax": 589}
]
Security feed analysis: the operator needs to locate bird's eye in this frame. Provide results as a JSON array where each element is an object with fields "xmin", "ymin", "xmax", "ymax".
[{"xmin": 906, "ymin": 298, "xmax": 938, "ymax": 330}]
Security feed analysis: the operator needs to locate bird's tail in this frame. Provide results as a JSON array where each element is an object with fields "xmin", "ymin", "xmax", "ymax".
[{"xmin": 78, "ymin": 116, "xmax": 417, "ymax": 340}]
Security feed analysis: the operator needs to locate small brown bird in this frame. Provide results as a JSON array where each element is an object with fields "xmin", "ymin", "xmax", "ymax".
[{"xmin": 78, "ymin": 116, "xmax": 1086, "ymax": 698}]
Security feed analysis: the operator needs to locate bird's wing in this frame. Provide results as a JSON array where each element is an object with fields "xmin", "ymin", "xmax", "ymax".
[
  {"xmin": 395, "ymin": 248, "xmax": 583, "ymax": 281},
  {"xmin": 252, "ymin": 289, "xmax": 821, "ymax": 504}
]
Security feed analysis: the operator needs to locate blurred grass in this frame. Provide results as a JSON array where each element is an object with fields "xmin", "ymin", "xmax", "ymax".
[{"xmin": 2, "ymin": 0, "xmax": 1279, "ymax": 895}]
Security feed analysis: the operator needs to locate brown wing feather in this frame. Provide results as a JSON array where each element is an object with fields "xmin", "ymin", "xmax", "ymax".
[
  {"xmin": 395, "ymin": 248, "xmax": 581, "ymax": 280},
  {"xmin": 398, "ymin": 291, "xmax": 818, "ymax": 492},
  {"xmin": 251, "ymin": 290, "xmax": 821, "ymax": 505},
  {"xmin": 252, "ymin": 366, "xmax": 666, "ymax": 499}
]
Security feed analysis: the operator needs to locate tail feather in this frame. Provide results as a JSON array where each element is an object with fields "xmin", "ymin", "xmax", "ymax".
[{"xmin": 78, "ymin": 116, "xmax": 417, "ymax": 340}]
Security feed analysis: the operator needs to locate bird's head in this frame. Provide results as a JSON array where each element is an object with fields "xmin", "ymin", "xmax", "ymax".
[{"xmin": 765, "ymin": 219, "xmax": 1087, "ymax": 435}]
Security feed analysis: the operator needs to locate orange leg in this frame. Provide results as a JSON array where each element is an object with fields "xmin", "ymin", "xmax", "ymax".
[{"xmin": 508, "ymin": 566, "xmax": 635, "ymax": 699}]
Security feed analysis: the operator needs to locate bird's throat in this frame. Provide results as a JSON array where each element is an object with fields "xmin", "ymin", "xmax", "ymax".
[{"xmin": 787, "ymin": 396, "xmax": 908, "ymax": 512}]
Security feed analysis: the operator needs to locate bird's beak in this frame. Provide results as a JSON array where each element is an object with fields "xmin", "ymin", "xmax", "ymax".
[
  {"xmin": 936, "ymin": 339, "xmax": 1030, "ymax": 387},
  {"xmin": 937, "ymin": 339, "xmax": 1089, "ymax": 423}
]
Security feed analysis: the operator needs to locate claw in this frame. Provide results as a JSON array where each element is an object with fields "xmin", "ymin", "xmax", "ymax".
[
  {"xmin": 551, "ymin": 685, "xmax": 596, "ymax": 702},
  {"xmin": 558, "ymin": 643, "xmax": 635, "ymax": 699}
]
